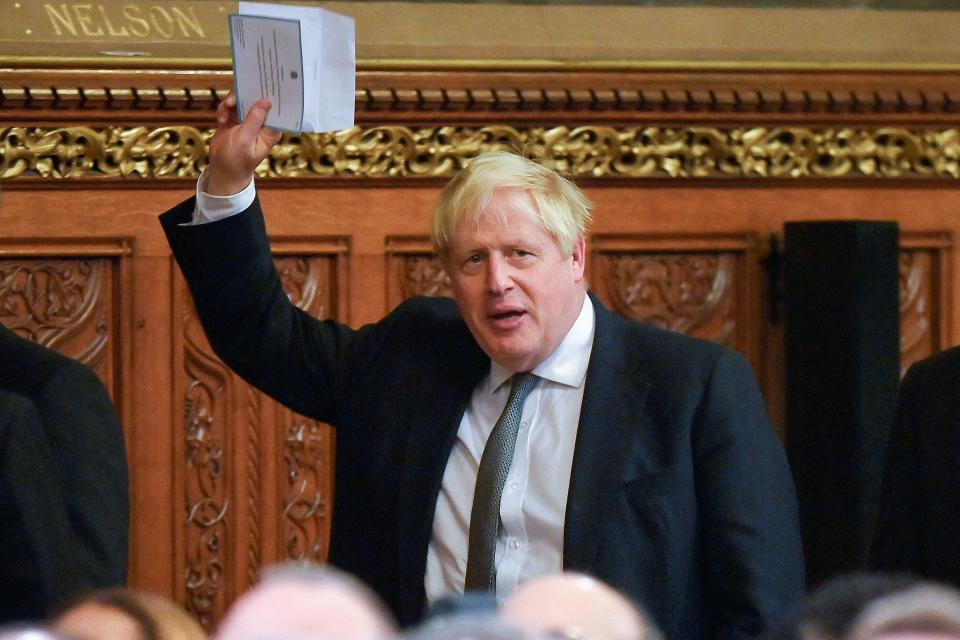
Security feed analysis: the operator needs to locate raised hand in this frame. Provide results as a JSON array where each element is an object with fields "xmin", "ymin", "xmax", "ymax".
[{"xmin": 206, "ymin": 94, "xmax": 283, "ymax": 196}]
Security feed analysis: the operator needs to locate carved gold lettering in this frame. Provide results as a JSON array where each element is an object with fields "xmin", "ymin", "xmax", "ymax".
[
  {"xmin": 122, "ymin": 5, "xmax": 149, "ymax": 38},
  {"xmin": 43, "ymin": 3, "xmax": 78, "ymax": 36},
  {"xmin": 73, "ymin": 4, "xmax": 105, "ymax": 37},
  {"xmin": 149, "ymin": 6, "xmax": 174, "ymax": 38},
  {"xmin": 98, "ymin": 5, "xmax": 129, "ymax": 36},
  {"xmin": 42, "ymin": 2, "xmax": 208, "ymax": 41},
  {"xmin": 172, "ymin": 6, "xmax": 204, "ymax": 38}
]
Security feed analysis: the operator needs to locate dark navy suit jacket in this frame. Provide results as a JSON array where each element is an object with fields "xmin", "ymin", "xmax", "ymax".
[
  {"xmin": 162, "ymin": 196, "xmax": 804, "ymax": 639},
  {"xmin": 0, "ymin": 323, "xmax": 129, "ymax": 622},
  {"xmin": 871, "ymin": 345, "xmax": 960, "ymax": 587}
]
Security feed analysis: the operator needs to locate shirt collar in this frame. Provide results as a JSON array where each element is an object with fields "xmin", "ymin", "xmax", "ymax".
[{"xmin": 489, "ymin": 295, "xmax": 596, "ymax": 392}]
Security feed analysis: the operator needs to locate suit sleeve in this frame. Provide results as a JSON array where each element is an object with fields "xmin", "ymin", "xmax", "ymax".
[
  {"xmin": 0, "ymin": 390, "xmax": 85, "ymax": 618},
  {"xmin": 160, "ymin": 196, "xmax": 389, "ymax": 425},
  {"xmin": 34, "ymin": 362, "xmax": 129, "ymax": 592},
  {"xmin": 693, "ymin": 350, "xmax": 805, "ymax": 640}
]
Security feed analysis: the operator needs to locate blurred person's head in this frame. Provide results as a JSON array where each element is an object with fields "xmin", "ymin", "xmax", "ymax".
[
  {"xmin": 0, "ymin": 625, "xmax": 68, "ymax": 640},
  {"xmin": 500, "ymin": 573, "xmax": 658, "ymax": 640},
  {"xmin": 214, "ymin": 563, "xmax": 395, "ymax": 640},
  {"xmin": 52, "ymin": 588, "xmax": 205, "ymax": 640},
  {"xmin": 846, "ymin": 582, "xmax": 960, "ymax": 640},
  {"xmin": 767, "ymin": 572, "xmax": 960, "ymax": 640},
  {"xmin": 405, "ymin": 612, "xmax": 528, "ymax": 640},
  {"xmin": 432, "ymin": 151, "xmax": 592, "ymax": 373}
]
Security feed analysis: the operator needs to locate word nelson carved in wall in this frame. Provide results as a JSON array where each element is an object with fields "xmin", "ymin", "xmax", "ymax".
[
  {"xmin": 15, "ymin": 1, "xmax": 236, "ymax": 43},
  {"xmin": 43, "ymin": 2, "xmax": 209, "ymax": 39}
]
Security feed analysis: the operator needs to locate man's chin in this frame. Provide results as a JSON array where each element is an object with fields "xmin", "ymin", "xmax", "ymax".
[{"xmin": 486, "ymin": 347, "xmax": 539, "ymax": 373}]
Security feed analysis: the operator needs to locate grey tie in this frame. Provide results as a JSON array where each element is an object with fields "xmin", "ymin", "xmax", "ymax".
[{"xmin": 464, "ymin": 372, "xmax": 538, "ymax": 592}]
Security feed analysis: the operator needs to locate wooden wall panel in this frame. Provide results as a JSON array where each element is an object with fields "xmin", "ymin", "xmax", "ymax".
[
  {"xmin": 590, "ymin": 234, "xmax": 761, "ymax": 371},
  {"xmin": 0, "ymin": 245, "xmax": 129, "ymax": 394},
  {"xmin": 899, "ymin": 232, "xmax": 952, "ymax": 376},
  {"xmin": 4, "ymin": 64, "xmax": 960, "ymax": 627},
  {"xmin": 171, "ymin": 244, "xmax": 345, "ymax": 628}
]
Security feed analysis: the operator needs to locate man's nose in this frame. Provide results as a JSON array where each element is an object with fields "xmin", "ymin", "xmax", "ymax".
[{"xmin": 485, "ymin": 255, "xmax": 513, "ymax": 294}]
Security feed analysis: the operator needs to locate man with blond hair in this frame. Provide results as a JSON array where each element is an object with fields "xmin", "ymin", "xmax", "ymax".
[{"xmin": 161, "ymin": 96, "xmax": 803, "ymax": 638}]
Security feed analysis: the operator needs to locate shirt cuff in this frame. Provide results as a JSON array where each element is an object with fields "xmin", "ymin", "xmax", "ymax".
[{"xmin": 190, "ymin": 170, "xmax": 257, "ymax": 224}]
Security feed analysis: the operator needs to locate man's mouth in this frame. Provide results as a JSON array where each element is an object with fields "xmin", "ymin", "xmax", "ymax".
[
  {"xmin": 490, "ymin": 310, "xmax": 525, "ymax": 321},
  {"xmin": 487, "ymin": 309, "xmax": 527, "ymax": 329}
]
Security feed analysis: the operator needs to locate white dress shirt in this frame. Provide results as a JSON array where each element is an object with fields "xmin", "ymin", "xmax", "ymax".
[
  {"xmin": 193, "ymin": 175, "xmax": 596, "ymax": 604},
  {"xmin": 425, "ymin": 296, "xmax": 595, "ymax": 604}
]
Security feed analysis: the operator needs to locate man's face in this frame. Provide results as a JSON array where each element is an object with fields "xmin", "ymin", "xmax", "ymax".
[{"xmin": 445, "ymin": 188, "xmax": 587, "ymax": 373}]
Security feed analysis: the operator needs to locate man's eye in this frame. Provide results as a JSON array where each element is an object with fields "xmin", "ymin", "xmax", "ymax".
[{"xmin": 466, "ymin": 254, "xmax": 483, "ymax": 264}]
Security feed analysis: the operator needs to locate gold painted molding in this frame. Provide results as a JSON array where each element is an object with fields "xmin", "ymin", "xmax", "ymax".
[{"xmin": 2, "ymin": 124, "xmax": 959, "ymax": 180}]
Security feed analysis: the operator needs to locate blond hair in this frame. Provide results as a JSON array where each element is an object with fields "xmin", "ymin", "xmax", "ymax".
[{"xmin": 432, "ymin": 151, "xmax": 592, "ymax": 258}]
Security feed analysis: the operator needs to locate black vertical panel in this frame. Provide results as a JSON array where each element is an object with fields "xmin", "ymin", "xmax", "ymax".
[{"xmin": 784, "ymin": 221, "xmax": 900, "ymax": 589}]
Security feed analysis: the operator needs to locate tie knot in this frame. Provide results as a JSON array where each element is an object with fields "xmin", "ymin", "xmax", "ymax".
[{"xmin": 509, "ymin": 372, "xmax": 538, "ymax": 403}]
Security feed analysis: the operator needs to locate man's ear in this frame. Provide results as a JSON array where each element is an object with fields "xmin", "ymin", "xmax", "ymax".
[{"xmin": 570, "ymin": 236, "xmax": 587, "ymax": 281}]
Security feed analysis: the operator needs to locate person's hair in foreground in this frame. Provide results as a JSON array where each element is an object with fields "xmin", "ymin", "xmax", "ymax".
[
  {"xmin": 51, "ymin": 588, "xmax": 205, "ymax": 640},
  {"xmin": 432, "ymin": 151, "xmax": 592, "ymax": 259},
  {"xmin": 846, "ymin": 581, "xmax": 960, "ymax": 640},
  {"xmin": 0, "ymin": 625, "xmax": 69, "ymax": 640},
  {"xmin": 214, "ymin": 562, "xmax": 396, "ymax": 640},
  {"xmin": 500, "ymin": 573, "xmax": 662, "ymax": 640},
  {"xmin": 768, "ymin": 572, "xmax": 960, "ymax": 640}
]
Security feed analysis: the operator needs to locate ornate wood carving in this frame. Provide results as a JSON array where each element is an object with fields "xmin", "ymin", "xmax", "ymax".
[
  {"xmin": 282, "ymin": 415, "xmax": 332, "ymax": 562},
  {"xmin": 386, "ymin": 238, "xmax": 451, "ymax": 312},
  {"xmin": 899, "ymin": 233, "xmax": 952, "ymax": 376},
  {"xmin": 178, "ymin": 247, "xmax": 340, "ymax": 628},
  {"xmin": 182, "ymin": 299, "xmax": 230, "ymax": 629},
  {"xmin": 243, "ymin": 386, "xmax": 262, "ymax": 587},
  {"xmin": 401, "ymin": 256, "xmax": 452, "ymax": 299},
  {"xmin": 5, "ymin": 125, "xmax": 960, "ymax": 180},
  {"xmin": 275, "ymin": 255, "xmax": 334, "ymax": 564},
  {"xmin": 599, "ymin": 252, "xmax": 738, "ymax": 347},
  {"xmin": 591, "ymin": 235, "xmax": 758, "ymax": 358},
  {"xmin": 0, "ymin": 257, "xmax": 114, "ymax": 381}
]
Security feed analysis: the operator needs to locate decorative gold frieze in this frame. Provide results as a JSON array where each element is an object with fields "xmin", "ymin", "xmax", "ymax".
[
  {"xmin": 4, "ymin": 125, "xmax": 960, "ymax": 180},
  {"xmin": 1, "ymin": 126, "xmax": 209, "ymax": 178}
]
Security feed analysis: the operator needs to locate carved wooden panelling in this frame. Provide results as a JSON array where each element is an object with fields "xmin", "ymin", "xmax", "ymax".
[
  {"xmin": 276, "ymin": 255, "xmax": 335, "ymax": 565},
  {"xmin": 598, "ymin": 253, "xmax": 738, "ymax": 347},
  {"xmin": 0, "ymin": 256, "xmax": 117, "ymax": 393},
  {"xmin": 385, "ymin": 238, "xmax": 452, "ymax": 313},
  {"xmin": 181, "ymin": 310, "xmax": 230, "ymax": 630},
  {"xmin": 591, "ymin": 236, "xmax": 759, "ymax": 361},
  {"xmin": 177, "ymin": 248, "xmax": 342, "ymax": 630},
  {"xmin": 899, "ymin": 233, "xmax": 952, "ymax": 376},
  {"xmin": 281, "ymin": 412, "xmax": 333, "ymax": 562}
]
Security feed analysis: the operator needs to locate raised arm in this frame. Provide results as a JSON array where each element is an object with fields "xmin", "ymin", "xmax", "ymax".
[{"xmin": 161, "ymin": 95, "xmax": 356, "ymax": 422}]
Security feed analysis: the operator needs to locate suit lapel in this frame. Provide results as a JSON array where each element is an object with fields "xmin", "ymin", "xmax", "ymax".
[
  {"xmin": 564, "ymin": 298, "xmax": 652, "ymax": 571},
  {"xmin": 396, "ymin": 323, "xmax": 488, "ymax": 623}
]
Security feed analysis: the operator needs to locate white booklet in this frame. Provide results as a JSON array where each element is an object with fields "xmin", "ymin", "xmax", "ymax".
[{"xmin": 229, "ymin": 1, "xmax": 355, "ymax": 133}]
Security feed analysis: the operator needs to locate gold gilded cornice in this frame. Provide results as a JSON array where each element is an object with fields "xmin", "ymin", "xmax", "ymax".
[{"xmin": 3, "ymin": 124, "xmax": 959, "ymax": 180}]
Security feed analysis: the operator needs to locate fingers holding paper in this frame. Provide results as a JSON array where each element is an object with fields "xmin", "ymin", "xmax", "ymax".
[{"xmin": 206, "ymin": 94, "xmax": 282, "ymax": 196}]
